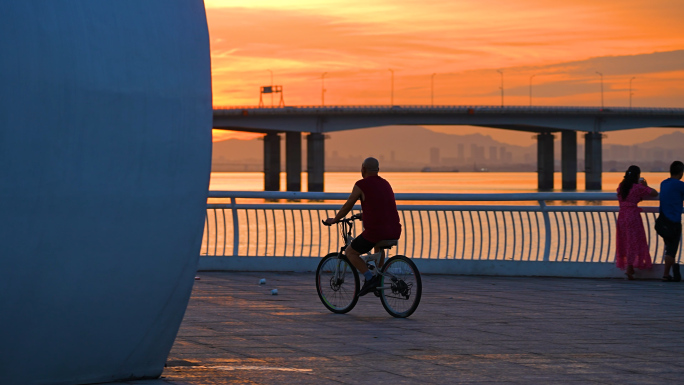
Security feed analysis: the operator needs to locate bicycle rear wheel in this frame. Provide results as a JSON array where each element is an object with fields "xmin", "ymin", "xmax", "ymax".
[
  {"xmin": 316, "ymin": 253, "xmax": 360, "ymax": 313},
  {"xmin": 379, "ymin": 255, "xmax": 422, "ymax": 318}
]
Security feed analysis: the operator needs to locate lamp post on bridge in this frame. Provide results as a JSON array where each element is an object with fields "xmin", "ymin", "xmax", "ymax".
[
  {"xmin": 529, "ymin": 74, "xmax": 536, "ymax": 106},
  {"xmin": 596, "ymin": 71, "xmax": 604, "ymax": 109},
  {"xmin": 431, "ymin": 73, "xmax": 436, "ymax": 107},
  {"xmin": 321, "ymin": 72, "xmax": 327, "ymax": 106},
  {"xmin": 389, "ymin": 68, "xmax": 394, "ymax": 106},
  {"xmin": 629, "ymin": 76, "xmax": 636, "ymax": 108},
  {"xmin": 267, "ymin": 69, "xmax": 274, "ymax": 107},
  {"xmin": 496, "ymin": 69, "xmax": 504, "ymax": 107}
]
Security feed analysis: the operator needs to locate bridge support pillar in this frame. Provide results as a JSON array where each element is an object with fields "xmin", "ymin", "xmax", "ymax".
[
  {"xmin": 537, "ymin": 132, "xmax": 554, "ymax": 191},
  {"xmin": 286, "ymin": 132, "xmax": 302, "ymax": 191},
  {"xmin": 561, "ymin": 130, "xmax": 577, "ymax": 191},
  {"xmin": 263, "ymin": 133, "xmax": 281, "ymax": 191},
  {"xmin": 585, "ymin": 132, "xmax": 603, "ymax": 191},
  {"xmin": 307, "ymin": 133, "xmax": 325, "ymax": 192}
]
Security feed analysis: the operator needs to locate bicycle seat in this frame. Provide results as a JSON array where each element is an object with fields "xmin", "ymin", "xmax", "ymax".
[{"xmin": 375, "ymin": 240, "xmax": 398, "ymax": 250}]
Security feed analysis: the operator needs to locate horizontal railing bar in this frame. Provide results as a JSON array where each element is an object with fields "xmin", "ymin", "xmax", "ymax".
[
  {"xmin": 400, "ymin": 205, "xmax": 548, "ymax": 212},
  {"xmin": 209, "ymin": 204, "xmax": 545, "ymax": 212},
  {"xmin": 208, "ymin": 203, "xmax": 656, "ymax": 213},
  {"xmin": 207, "ymin": 196, "xmax": 662, "ymax": 216},
  {"xmin": 208, "ymin": 203, "xmax": 352, "ymax": 210},
  {"xmin": 209, "ymin": 191, "xmax": 619, "ymax": 202},
  {"xmin": 547, "ymin": 206, "xmax": 657, "ymax": 213}
]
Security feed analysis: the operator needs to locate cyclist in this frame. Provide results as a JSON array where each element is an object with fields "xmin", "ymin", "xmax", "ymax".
[{"xmin": 325, "ymin": 157, "xmax": 401, "ymax": 296}]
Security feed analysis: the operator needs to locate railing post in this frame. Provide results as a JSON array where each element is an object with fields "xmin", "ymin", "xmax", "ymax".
[
  {"xmin": 539, "ymin": 200, "xmax": 551, "ymax": 262},
  {"xmin": 231, "ymin": 197, "xmax": 239, "ymax": 257},
  {"xmin": 204, "ymin": 211, "xmax": 209, "ymax": 256}
]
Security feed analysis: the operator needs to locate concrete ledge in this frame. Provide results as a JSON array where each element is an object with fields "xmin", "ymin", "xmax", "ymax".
[{"xmin": 198, "ymin": 256, "xmax": 667, "ymax": 279}]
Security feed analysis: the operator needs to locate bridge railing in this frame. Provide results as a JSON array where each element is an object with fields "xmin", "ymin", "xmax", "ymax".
[
  {"xmin": 202, "ymin": 191, "xmax": 681, "ymax": 265},
  {"xmin": 213, "ymin": 105, "xmax": 684, "ymax": 115}
]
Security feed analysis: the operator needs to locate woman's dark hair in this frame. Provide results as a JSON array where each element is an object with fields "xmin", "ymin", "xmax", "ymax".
[{"xmin": 620, "ymin": 165, "xmax": 641, "ymax": 200}]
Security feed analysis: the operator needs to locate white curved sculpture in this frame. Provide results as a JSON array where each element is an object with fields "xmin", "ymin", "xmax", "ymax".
[{"xmin": 0, "ymin": 2, "xmax": 212, "ymax": 384}]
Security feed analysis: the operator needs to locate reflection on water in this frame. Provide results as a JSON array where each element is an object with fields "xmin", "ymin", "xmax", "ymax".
[
  {"xmin": 209, "ymin": 171, "xmax": 666, "ymax": 207},
  {"xmin": 210, "ymin": 171, "xmax": 669, "ymax": 196}
]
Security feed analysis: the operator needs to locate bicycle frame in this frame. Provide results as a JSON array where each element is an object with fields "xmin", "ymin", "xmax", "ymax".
[{"xmin": 332, "ymin": 217, "xmax": 397, "ymax": 293}]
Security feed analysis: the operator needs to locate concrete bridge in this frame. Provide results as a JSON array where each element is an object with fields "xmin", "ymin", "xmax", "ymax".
[{"xmin": 213, "ymin": 105, "xmax": 684, "ymax": 191}]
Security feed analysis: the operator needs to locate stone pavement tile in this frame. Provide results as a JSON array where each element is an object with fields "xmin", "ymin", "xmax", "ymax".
[
  {"xmin": 164, "ymin": 365, "xmax": 320, "ymax": 384},
  {"xmin": 517, "ymin": 360, "xmax": 619, "ymax": 376},
  {"xmin": 575, "ymin": 372, "xmax": 677, "ymax": 385},
  {"xmin": 108, "ymin": 380, "xmax": 193, "ymax": 385},
  {"xmin": 600, "ymin": 359, "xmax": 684, "ymax": 374},
  {"xmin": 316, "ymin": 367, "xmax": 417, "ymax": 385}
]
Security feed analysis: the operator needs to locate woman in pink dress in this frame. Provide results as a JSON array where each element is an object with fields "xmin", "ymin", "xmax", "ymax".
[{"xmin": 616, "ymin": 165, "xmax": 658, "ymax": 280}]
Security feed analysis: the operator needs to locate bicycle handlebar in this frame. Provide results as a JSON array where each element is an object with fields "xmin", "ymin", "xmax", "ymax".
[{"xmin": 321, "ymin": 213, "xmax": 362, "ymax": 227}]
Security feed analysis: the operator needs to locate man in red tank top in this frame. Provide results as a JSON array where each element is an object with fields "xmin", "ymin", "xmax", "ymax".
[{"xmin": 325, "ymin": 157, "xmax": 401, "ymax": 296}]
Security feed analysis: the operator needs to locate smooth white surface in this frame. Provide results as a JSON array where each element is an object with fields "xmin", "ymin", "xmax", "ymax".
[{"xmin": 0, "ymin": 2, "xmax": 212, "ymax": 384}]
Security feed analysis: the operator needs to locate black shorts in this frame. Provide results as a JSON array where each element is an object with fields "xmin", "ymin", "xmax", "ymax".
[
  {"xmin": 350, "ymin": 234, "xmax": 376, "ymax": 254},
  {"xmin": 663, "ymin": 223, "xmax": 682, "ymax": 258}
]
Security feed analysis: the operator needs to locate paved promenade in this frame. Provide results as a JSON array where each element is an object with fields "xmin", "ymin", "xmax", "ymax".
[{"xmin": 115, "ymin": 272, "xmax": 683, "ymax": 385}]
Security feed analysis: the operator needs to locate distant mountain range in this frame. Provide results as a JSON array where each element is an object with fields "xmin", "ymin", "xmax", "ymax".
[
  {"xmin": 634, "ymin": 131, "xmax": 684, "ymax": 148},
  {"xmin": 212, "ymin": 125, "xmax": 533, "ymax": 171}
]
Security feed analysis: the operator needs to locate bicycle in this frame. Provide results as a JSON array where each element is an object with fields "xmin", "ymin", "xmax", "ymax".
[{"xmin": 316, "ymin": 214, "xmax": 422, "ymax": 318}]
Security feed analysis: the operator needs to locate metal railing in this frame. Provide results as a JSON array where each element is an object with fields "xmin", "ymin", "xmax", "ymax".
[
  {"xmin": 203, "ymin": 191, "xmax": 682, "ymax": 264},
  {"xmin": 213, "ymin": 105, "xmax": 684, "ymax": 116}
]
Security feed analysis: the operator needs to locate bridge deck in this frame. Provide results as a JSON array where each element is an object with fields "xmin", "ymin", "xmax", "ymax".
[
  {"xmin": 113, "ymin": 272, "xmax": 684, "ymax": 385},
  {"xmin": 213, "ymin": 105, "xmax": 684, "ymax": 133}
]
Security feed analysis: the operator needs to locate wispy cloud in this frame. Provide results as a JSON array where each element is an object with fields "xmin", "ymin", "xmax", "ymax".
[
  {"xmin": 206, "ymin": 2, "xmax": 684, "ymax": 107},
  {"xmin": 545, "ymin": 51, "xmax": 684, "ymax": 77}
]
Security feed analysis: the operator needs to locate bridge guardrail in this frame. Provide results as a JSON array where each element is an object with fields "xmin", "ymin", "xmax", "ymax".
[
  {"xmin": 203, "ymin": 191, "xmax": 681, "ymax": 265},
  {"xmin": 213, "ymin": 105, "xmax": 684, "ymax": 115}
]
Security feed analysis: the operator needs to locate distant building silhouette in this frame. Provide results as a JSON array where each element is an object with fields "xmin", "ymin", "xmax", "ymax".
[
  {"xmin": 430, "ymin": 147, "xmax": 440, "ymax": 165},
  {"xmin": 489, "ymin": 146, "xmax": 498, "ymax": 162}
]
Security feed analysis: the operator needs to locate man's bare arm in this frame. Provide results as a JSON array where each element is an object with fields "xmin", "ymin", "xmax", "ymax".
[{"xmin": 325, "ymin": 185, "xmax": 363, "ymax": 224}]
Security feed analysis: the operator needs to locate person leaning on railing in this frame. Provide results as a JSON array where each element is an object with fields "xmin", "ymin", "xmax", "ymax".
[
  {"xmin": 325, "ymin": 157, "xmax": 402, "ymax": 296},
  {"xmin": 615, "ymin": 165, "xmax": 658, "ymax": 280},
  {"xmin": 657, "ymin": 161, "xmax": 684, "ymax": 282}
]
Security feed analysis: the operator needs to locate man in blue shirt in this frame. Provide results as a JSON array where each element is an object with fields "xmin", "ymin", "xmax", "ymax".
[{"xmin": 658, "ymin": 161, "xmax": 684, "ymax": 282}]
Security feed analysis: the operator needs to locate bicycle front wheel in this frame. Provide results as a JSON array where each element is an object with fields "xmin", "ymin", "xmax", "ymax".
[
  {"xmin": 316, "ymin": 253, "xmax": 360, "ymax": 314},
  {"xmin": 379, "ymin": 255, "xmax": 422, "ymax": 318}
]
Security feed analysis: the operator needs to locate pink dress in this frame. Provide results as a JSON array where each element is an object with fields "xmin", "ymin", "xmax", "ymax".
[{"xmin": 615, "ymin": 183, "xmax": 654, "ymax": 270}]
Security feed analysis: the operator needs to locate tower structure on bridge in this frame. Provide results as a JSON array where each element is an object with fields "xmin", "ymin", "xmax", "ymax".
[{"xmin": 258, "ymin": 85, "xmax": 285, "ymax": 107}]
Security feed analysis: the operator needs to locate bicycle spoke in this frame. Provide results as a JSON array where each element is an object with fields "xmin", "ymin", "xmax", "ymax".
[
  {"xmin": 380, "ymin": 255, "xmax": 422, "ymax": 318},
  {"xmin": 316, "ymin": 254, "xmax": 359, "ymax": 313}
]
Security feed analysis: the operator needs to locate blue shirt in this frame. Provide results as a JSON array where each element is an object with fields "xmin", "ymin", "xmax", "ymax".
[{"xmin": 659, "ymin": 178, "xmax": 684, "ymax": 222}]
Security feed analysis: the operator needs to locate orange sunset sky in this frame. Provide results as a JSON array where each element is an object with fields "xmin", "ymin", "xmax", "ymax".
[{"xmin": 205, "ymin": 0, "xmax": 684, "ymax": 145}]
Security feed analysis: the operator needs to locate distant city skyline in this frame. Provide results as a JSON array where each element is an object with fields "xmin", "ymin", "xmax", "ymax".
[
  {"xmin": 205, "ymin": 1, "xmax": 684, "ymax": 145},
  {"xmin": 212, "ymin": 125, "xmax": 684, "ymax": 148}
]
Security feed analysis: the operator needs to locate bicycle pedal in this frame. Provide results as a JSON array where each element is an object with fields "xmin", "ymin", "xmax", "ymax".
[{"xmin": 373, "ymin": 290, "xmax": 380, "ymax": 297}]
